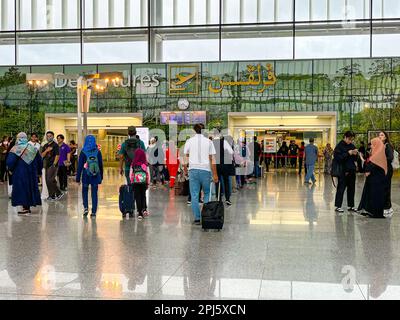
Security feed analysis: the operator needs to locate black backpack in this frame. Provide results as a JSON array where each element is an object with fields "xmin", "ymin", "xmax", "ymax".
[{"xmin": 125, "ymin": 138, "xmax": 139, "ymax": 163}]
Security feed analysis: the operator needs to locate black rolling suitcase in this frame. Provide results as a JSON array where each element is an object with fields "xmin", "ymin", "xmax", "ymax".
[{"xmin": 201, "ymin": 183, "xmax": 224, "ymax": 230}]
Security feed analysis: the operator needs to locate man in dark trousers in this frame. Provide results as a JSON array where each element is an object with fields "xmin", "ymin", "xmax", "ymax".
[
  {"xmin": 333, "ymin": 131, "xmax": 359, "ymax": 214},
  {"xmin": 289, "ymin": 140, "xmax": 299, "ymax": 169}
]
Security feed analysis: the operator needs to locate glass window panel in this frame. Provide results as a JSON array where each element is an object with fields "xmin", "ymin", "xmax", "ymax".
[
  {"xmin": 295, "ymin": 0, "xmax": 310, "ymax": 21},
  {"xmin": 83, "ymin": 29, "xmax": 148, "ymax": 64},
  {"xmin": 223, "ymin": 0, "xmax": 240, "ymax": 24},
  {"xmin": 276, "ymin": 0, "xmax": 293, "ymax": 22},
  {"xmin": 0, "ymin": 0, "xmax": 15, "ymax": 31},
  {"xmin": 311, "ymin": 0, "xmax": 327, "ymax": 21},
  {"xmin": 329, "ymin": 0, "xmax": 369, "ymax": 20},
  {"xmin": 0, "ymin": 33, "xmax": 15, "ymax": 65},
  {"xmin": 372, "ymin": 22, "xmax": 400, "ymax": 57},
  {"xmin": 202, "ymin": 62, "xmax": 238, "ymax": 98},
  {"xmin": 295, "ymin": 22, "xmax": 370, "ymax": 59},
  {"xmin": 373, "ymin": 0, "xmax": 400, "ymax": 18},
  {"xmin": 17, "ymin": 31, "xmax": 81, "ymax": 65},
  {"xmin": 152, "ymin": 27, "xmax": 219, "ymax": 62},
  {"xmin": 18, "ymin": 0, "xmax": 80, "ymax": 30},
  {"xmin": 258, "ymin": 0, "xmax": 275, "ymax": 22},
  {"xmin": 222, "ymin": 25, "xmax": 293, "ymax": 60},
  {"xmin": 176, "ymin": 0, "xmax": 189, "ymax": 25},
  {"xmin": 328, "ymin": 0, "xmax": 346, "ymax": 20},
  {"xmin": 242, "ymin": 0, "xmax": 257, "ymax": 23}
]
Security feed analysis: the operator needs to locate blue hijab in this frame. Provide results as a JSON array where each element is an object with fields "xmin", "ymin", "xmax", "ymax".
[{"xmin": 83, "ymin": 135, "xmax": 98, "ymax": 154}]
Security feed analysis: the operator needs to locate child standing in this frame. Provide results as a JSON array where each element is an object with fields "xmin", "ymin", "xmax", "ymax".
[
  {"xmin": 130, "ymin": 148, "xmax": 149, "ymax": 220},
  {"xmin": 76, "ymin": 135, "xmax": 103, "ymax": 217}
]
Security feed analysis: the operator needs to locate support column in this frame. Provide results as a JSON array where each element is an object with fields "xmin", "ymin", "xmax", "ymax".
[
  {"xmin": 62, "ymin": 0, "xmax": 68, "ymax": 29},
  {"xmin": 1, "ymin": 0, "xmax": 8, "ymax": 30},
  {"xmin": 140, "ymin": 0, "xmax": 146, "ymax": 26},
  {"xmin": 239, "ymin": 0, "xmax": 244, "ymax": 23},
  {"xmin": 93, "ymin": 0, "xmax": 99, "ymax": 28},
  {"xmin": 189, "ymin": 0, "xmax": 195, "ymax": 24},
  {"xmin": 222, "ymin": 0, "xmax": 227, "ymax": 24},
  {"xmin": 47, "ymin": 0, "xmax": 54, "ymax": 29},
  {"xmin": 109, "ymin": 0, "xmax": 115, "ymax": 27},
  {"xmin": 32, "ymin": 0, "xmax": 38, "ymax": 29},
  {"xmin": 173, "ymin": 0, "xmax": 178, "ymax": 25},
  {"xmin": 124, "ymin": 0, "xmax": 131, "ymax": 27},
  {"xmin": 257, "ymin": 0, "xmax": 261, "ymax": 23},
  {"xmin": 206, "ymin": 0, "xmax": 211, "ymax": 24},
  {"xmin": 150, "ymin": 30, "xmax": 163, "ymax": 62}
]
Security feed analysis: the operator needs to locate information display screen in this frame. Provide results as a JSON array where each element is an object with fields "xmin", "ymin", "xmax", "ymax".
[{"xmin": 160, "ymin": 111, "xmax": 206, "ymax": 125}]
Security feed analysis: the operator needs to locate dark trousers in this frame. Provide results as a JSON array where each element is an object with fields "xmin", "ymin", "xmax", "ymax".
[
  {"xmin": 290, "ymin": 156, "xmax": 297, "ymax": 168},
  {"xmin": 46, "ymin": 166, "xmax": 62, "ymax": 198},
  {"xmin": 133, "ymin": 184, "xmax": 147, "ymax": 215},
  {"xmin": 217, "ymin": 174, "xmax": 231, "ymax": 202},
  {"xmin": 298, "ymin": 157, "xmax": 303, "ymax": 175},
  {"xmin": 384, "ymin": 166, "xmax": 393, "ymax": 209},
  {"xmin": 0, "ymin": 160, "xmax": 6, "ymax": 181},
  {"xmin": 335, "ymin": 172, "xmax": 356, "ymax": 208},
  {"xmin": 82, "ymin": 184, "xmax": 98, "ymax": 213},
  {"xmin": 58, "ymin": 165, "xmax": 68, "ymax": 190}
]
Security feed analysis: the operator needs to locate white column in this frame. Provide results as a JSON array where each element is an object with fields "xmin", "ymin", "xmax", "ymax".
[
  {"xmin": 239, "ymin": 0, "xmax": 244, "ymax": 23},
  {"xmin": 93, "ymin": 0, "xmax": 99, "ymax": 28},
  {"xmin": 274, "ymin": 0, "xmax": 277, "ymax": 22},
  {"xmin": 257, "ymin": 0, "xmax": 261, "ymax": 22},
  {"xmin": 206, "ymin": 0, "xmax": 211, "ymax": 24},
  {"xmin": 109, "ymin": 0, "xmax": 115, "ymax": 27},
  {"xmin": 32, "ymin": 0, "xmax": 38, "ymax": 29},
  {"xmin": 173, "ymin": 0, "xmax": 178, "ymax": 25},
  {"xmin": 189, "ymin": 0, "xmax": 195, "ymax": 24},
  {"xmin": 62, "ymin": 0, "xmax": 68, "ymax": 29},
  {"xmin": 222, "ymin": 0, "xmax": 227, "ymax": 23},
  {"xmin": 125, "ymin": 0, "xmax": 131, "ymax": 27},
  {"xmin": 47, "ymin": 0, "xmax": 54, "ymax": 29},
  {"xmin": 140, "ymin": 0, "xmax": 146, "ymax": 26},
  {"xmin": 1, "ymin": 0, "xmax": 8, "ymax": 30}
]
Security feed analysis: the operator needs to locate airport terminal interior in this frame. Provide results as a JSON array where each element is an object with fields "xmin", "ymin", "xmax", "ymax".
[{"xmin": 1, "ymin": 0, "xmax": 400, "ymax": 300}]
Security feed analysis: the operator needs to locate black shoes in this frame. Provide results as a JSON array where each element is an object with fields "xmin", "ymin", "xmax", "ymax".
[
  {"xmin": 83, "ymin": 209, "xmax": 89, "ymax": 217},
  {"xmin": 193, "ymin": 220, "xmax": 201, "ymax": 225}
]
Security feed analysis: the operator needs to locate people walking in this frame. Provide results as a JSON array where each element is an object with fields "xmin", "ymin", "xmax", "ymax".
[
  {"xmin": 56, "ymin": 134, "xmax": 71, "ymax": 192},
  {"xmin": 378, "ymin": 131, "xmax": 394, "ymax": 218},
  {"xmin": 357, "ymin": 137, "xmax": 387, "ymax": 219},
  {"xmin": 304, "ymin": 138, "xmax": 318, "ymax": 184},
  {"xmin": 41, "ymin": 131, "xmax": 63, "ymax": 201},
  {"xmin": 333, "ymin": 131, "xmax": 358, "ymax": 214},
  {"xmin": 0, "ymin": 136, "xmax": 8, "ymax": 183},
  {"xmin": 213, "ymin": 129, "xmax": 235, "ymax": 206},
  {"xmin": 251, "ymin": 136, "xmax": 262, "ymax": 178},
  {"xmin": 6, "ymin": 132, "xmax": 43, "ymax": 215},
  {"xmin": 323, "ymin": 143, "xmax": 333, "ymax": 174},
  {"xmin": 183, "ymin": 124, "xmax": 218, "ymax": 225},
  {"xmin": 278, "ymin": 141, "xmax": 289, "ymax": 168},
  {"xmin": 68, "ymin": 140, "xmax": 78, "ymax": 176},
  {"xmin": 76, "ymin": 135, "xmax": 103, "ymax": 217},
  {"xmin": 130, "ymin": 148, "xmax": 149, "ymax": 219},
  {"xmin": 289, "ymin": 140, "xmax": 299, "ymax": 169},
  {"xmin": 298, "ymin": 141, "xmax": 305, "ymax": 175}
]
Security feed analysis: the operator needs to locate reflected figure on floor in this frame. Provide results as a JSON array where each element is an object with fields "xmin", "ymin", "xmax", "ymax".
[
  {"xmin": 323, "ymin": 174, "xmax": 334, "ymax": 208},
  {"xmin": 78, "ymin": 219, "xmax": 103, "ymax": 298},
  {"xmin": 120, "ymin": 219, "xmax": 148, "ymax": 296},
  {"xmin": 6, "ymin": 220, "xmax": 44, "ymax": 295},
  {"xmin": 358, "ymin": 220, "xmax": 393, "ymax": 299},
  {"xmin": 303, "ymin": 184, "xmax": 318, "ymax": 230},
  {"xmin": 183, "ymin": 230, "xmax": 221, "ymax": 299}
]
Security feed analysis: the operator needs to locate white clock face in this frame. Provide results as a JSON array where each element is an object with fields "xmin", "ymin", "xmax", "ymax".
[{"xmin": 178, "ymin": 98, "xmax": 189, "ymax": 110}]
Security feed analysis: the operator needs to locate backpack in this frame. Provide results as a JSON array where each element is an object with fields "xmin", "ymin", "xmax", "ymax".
[
  {"xmin": 130, "ymin": 164, "xmax": 147, "ymax": 184},
  {"xmin": 84, "ymin": 150, "xmax": 100, "ymax": 177},
  {"xmin": 331, "ymin": 157, "xmax": 343, "ymax": 188},
  {"xmin": 125, "ymin": 138, "xmax": 139, "ymax": 163},
  {"xmin": 392, "ymin": 150, "xmax": 399, "ymax": 170}
]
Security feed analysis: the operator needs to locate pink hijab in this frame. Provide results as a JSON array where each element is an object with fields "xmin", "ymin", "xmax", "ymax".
[
  {"xmin": 132, "ymin": 148, "xmax": 147, "ymax": 166},
  {"xmin": 369, "ymin": 137, "xmax": 387, "ymax": 175}
]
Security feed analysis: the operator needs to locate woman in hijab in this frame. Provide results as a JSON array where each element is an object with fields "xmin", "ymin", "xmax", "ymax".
[
  {"xmin": 76, "ymin": 135, "xmax": 103, "ymax": 217},
  {"xmin": 6, "ymin": 132, "xmax": 43, "ymax": 215},
  {"xmin": 357, "ymin": 137, "xmax": 387, "ymax": 218}
]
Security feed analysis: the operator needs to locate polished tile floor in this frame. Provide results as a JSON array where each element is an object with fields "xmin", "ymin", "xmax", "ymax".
[{"xmin": 0, "ymin": 169, "xmax": 399, "ymax": 300}]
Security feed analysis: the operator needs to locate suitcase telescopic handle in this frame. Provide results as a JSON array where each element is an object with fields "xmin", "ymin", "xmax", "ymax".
[{"xmin": 209, "ymin": 182, "xmax": 221, "ymax": 202}]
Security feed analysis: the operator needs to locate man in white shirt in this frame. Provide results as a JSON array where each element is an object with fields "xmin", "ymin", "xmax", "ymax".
[{"xmin": 184, "ymin": 124, "xmax": 219, "ymax": 225}]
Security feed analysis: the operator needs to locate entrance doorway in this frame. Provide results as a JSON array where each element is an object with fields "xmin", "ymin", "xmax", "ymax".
[
  {"xmin": 228, "ymin": 112, "xmax": 337, "ymax": 172},
  {"xmin": 45, "ymin": 113, "xmax": 143, "ymax": 164}
]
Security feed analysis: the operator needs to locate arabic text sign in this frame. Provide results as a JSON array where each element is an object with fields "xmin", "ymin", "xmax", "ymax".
[{"xmin": 208, "ymin": 63, "xmax": 277, "ymax": 94}]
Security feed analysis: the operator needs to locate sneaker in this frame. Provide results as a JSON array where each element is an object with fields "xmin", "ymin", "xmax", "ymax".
[
  {"xmin": 187, "ymin": 200, "xmax": 191, "ymax": 205},
  {"xmin": 348, "ymin": 207, "xmax": 358, "ymax": 213},
  {"xmin": 193, "ymin": 220, "xmax": 201, "ymax": 225},
  {"xmin": 56, "ymin": 193, "xmax": 64, "ymax": 200},
  {"xmin": 83, "ymin": 209, "xmax": 89, "ymax": 217},
  {"xmin": 18, "ymin": 210, "xmax": 30, "ymax": 215},
  {"xmin": 138, "ymin": 215, "xmax": 143, "ymax": 220},
  {"xmin": 90, "ymin": 213, "xmax": 96, "ymax": 218},
  {"xmin": 46, "ymin": 196, "xmax": 55, "ymax": 201},
  {"xmin": 226, "ymin": 200, "xmax": 232, "ymax": 206},
  {"xmin": 335, "ymin": 207, "xmax": 344, "ymax": 213}
]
